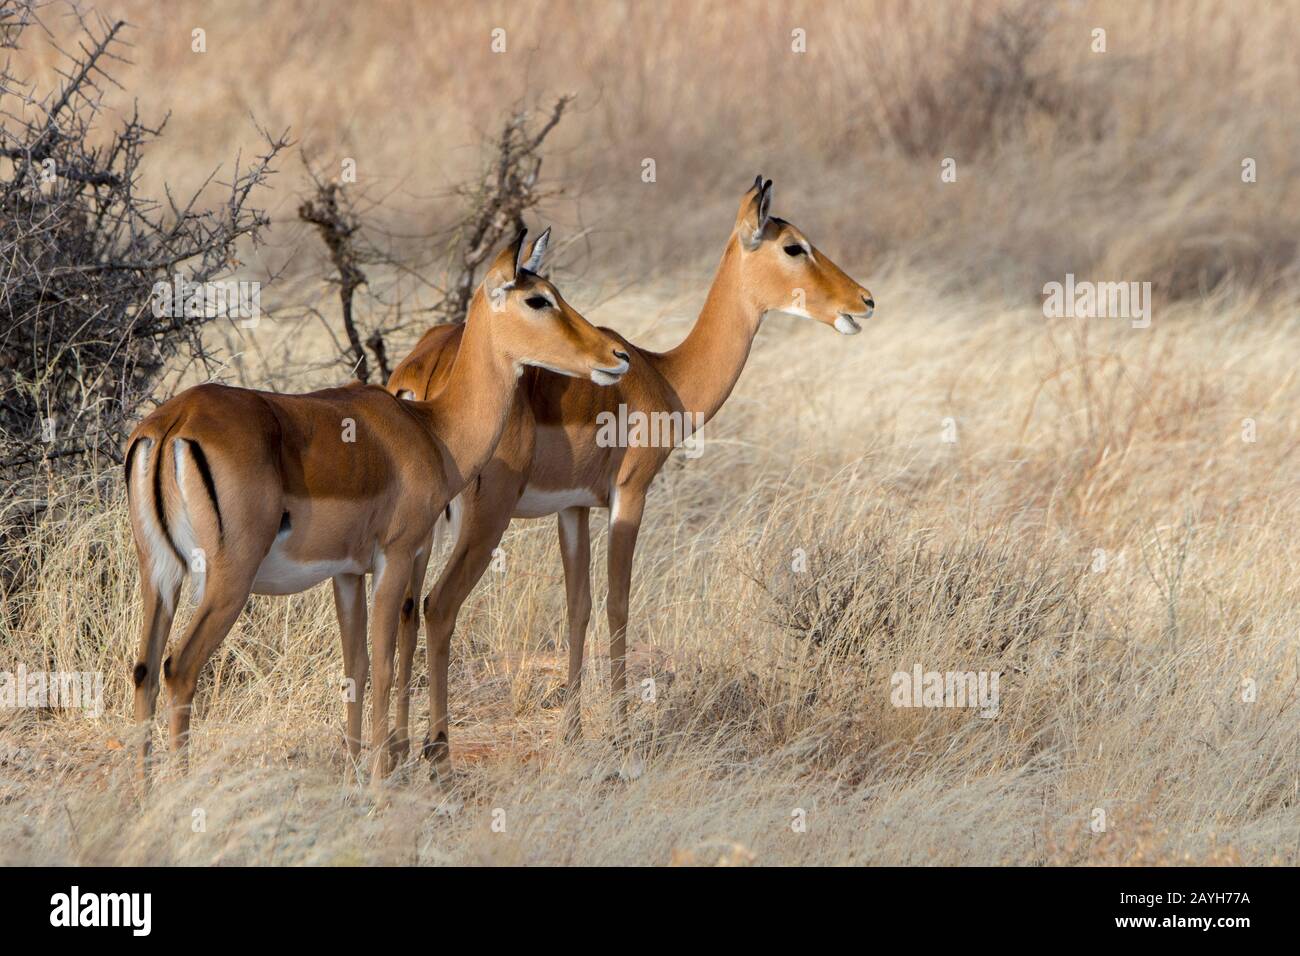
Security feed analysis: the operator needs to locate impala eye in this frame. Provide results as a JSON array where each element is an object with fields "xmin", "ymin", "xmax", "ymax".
[
  {"xmin": 783, "ymin": 243, "xmax": 805, "ymax": 257},
  {"xmin": 525, "ymin": 295, "xmax": 550, "ymax": 310}
]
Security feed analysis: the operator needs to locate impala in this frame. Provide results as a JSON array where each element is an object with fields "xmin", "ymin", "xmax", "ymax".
[
  {"xmin": 125, "ymin": 231, "xmax": 628, "ymax": 782},
  {"xmin": 389, "ymin": 177, "xmax": 874, "ymax": 777}
]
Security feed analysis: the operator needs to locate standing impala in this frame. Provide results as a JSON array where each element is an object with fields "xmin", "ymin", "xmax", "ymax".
[
  {"xmin": 389, "ymin": 177, "xmax": 874, "ymax": 776},
  {"xmin": 125, "ymin": 231, "xmax": 628, "ymax": 782}
]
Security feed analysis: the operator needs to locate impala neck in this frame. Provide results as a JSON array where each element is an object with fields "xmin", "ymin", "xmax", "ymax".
[
  {"xmin": 656, "ymin": 237, "xmax": 763, "ymax": 423},
  {"xmin": 419, "ymin": 297, "xmax": 519, "ymax": 492}
]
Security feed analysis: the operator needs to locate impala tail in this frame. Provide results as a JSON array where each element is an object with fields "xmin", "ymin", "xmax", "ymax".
[{"xmin": 125, "ymin": 424, "xmax": 224, "ymax": 613}]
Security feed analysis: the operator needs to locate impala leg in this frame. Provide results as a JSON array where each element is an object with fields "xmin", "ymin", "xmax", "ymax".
[
  {"xmin": 422, "ymin": 494, "xmax": 515, "ymax": 781},
  {"xmin": 557, "ymin": 506, "xmax": 591, "ymax": 743},
  {"xmin": 332, "ymin": 573, "xmax": 368, "ymax": 764},
  {"xmin": 132, "ymin": 570, "xmax": 180, "ymax": 784},
  {"xmin": 392, "ymin": 545, "xmax": 431, "ymax": 766},
  {"xmin": 606, "ymin": 489, "xmax": 646, "ymax": 745},
  {"xmin": 164, "ymin": 569, "xmax": 256, "ymax": 765},
  {"xmin": 368, "ymin": 553, "xmax": 414, "ymax": 784}
]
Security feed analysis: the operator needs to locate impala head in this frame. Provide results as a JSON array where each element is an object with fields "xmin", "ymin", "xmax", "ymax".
[
  {"xmin": 734, "ymin": 175, "xmax": 875, "ymax": 335},
  {"xmin": 478, "ymin": 229, "xmax": 629, "ymax": 385}
]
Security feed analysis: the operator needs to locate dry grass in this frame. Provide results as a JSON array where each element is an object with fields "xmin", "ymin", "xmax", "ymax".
[
  {"xmin": 3, "ymin": 274, "xmax": 1297, "ymax": 865},
  {"xmin": 2, "ymin": 0, "xmax": 1299, "ymax": 865}
]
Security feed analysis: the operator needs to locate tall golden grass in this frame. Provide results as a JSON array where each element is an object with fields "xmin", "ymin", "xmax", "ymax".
[{"xmin": 1, "ymin": 1, "xmax": 1298, "ymax": 864}]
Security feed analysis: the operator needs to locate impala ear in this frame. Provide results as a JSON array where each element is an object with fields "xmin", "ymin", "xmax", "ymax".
[
  {"xmin": 483, "ymin": 231, "xmax": 527, "ymax": 303},
  {"xmin": 737, "ymin": 177, "xmax": 773, "ymax": 249},
  {"xmin": 521, "ymin": 226, "xmax": 551, "ymax": 274}
]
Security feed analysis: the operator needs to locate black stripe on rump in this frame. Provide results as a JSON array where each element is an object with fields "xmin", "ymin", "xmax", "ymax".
[
  {"xmin": 124, "ymin": 437, "xmax": 141, "ymax": 500},
  {"xmin": 153, "ymin": 424, "xmax": 186, "ymax": 565},
  {"xmin": 183, "ymin": 438, "xmax": 224, "ymax": 538}
]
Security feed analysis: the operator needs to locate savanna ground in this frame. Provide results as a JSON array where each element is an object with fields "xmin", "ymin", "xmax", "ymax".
[{"xmin": 1, "ymin": 0, "xmax": 1298, "ymax": 865}]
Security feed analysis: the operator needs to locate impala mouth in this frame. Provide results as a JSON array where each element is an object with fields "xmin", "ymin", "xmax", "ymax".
[
  {"xmin": 591, "ymin": 359, "xmax": 629, "ymax": 386},
  {"xmin": 834, "ymin": 313, "xmax": 865, "ymax": 335}
]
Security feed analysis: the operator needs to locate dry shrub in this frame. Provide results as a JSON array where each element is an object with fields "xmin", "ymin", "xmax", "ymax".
[
  {"xmin": 1105, "ymin": 216, "xmax": 1300, "ymax": 303},
  {"xmin": 757, "ymin": 521, "xmax": 1089, "ymax": 661},
  {"xmin": 863, "ymin": 1, "xmax": 1105, "ymax": 160}
]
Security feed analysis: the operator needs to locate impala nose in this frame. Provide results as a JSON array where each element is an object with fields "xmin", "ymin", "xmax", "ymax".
[
  {"xmin": 863, "ymin": 295, "xmax": 875, "ymax": 312},
  {"xmin": 613, "ymin": 348, "xmax": 630, "ymax": 363}
]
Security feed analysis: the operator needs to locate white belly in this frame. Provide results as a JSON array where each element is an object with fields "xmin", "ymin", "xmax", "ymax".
[
  {"xmin": 252, "ymin": 539, "xmax": 365, "ymax": 595},
  {"xmin": 513, "ymin": 486, "xmax": 602, "ymax": 518}
]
